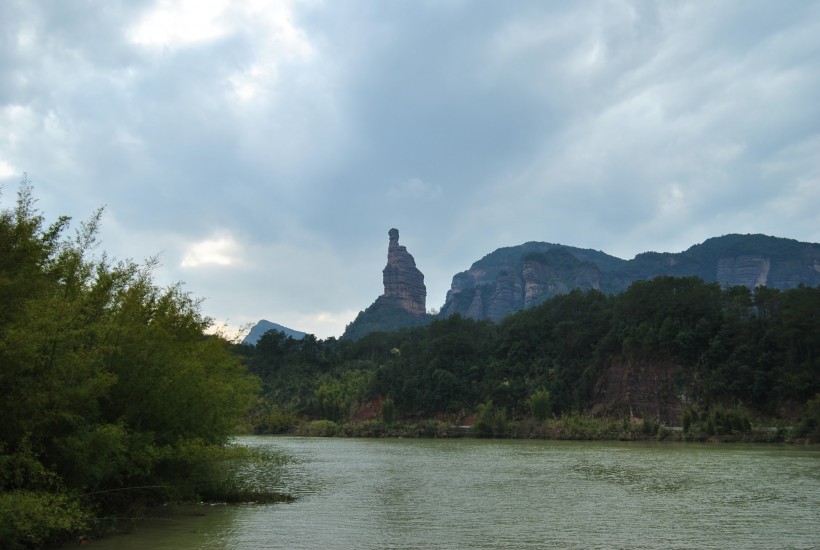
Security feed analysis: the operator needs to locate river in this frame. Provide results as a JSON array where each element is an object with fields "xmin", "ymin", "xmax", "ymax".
[{"xmin": 82, "ymin": 436, "xmax": 819, "ymax": 549}]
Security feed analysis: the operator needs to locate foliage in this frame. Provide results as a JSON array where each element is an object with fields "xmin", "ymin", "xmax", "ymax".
[
  {"xmin": 702, "ymin": 406, "xmax": 752, "ymax": 436},
  {"xmin": 0, "ymin": 490, "xmax": 87, "ymax": 550},
  {"xmin": 528, "ymin": 390, "xmax": 552, "ymax": 421},
  {"xmin": 0, "ymin": 182, "xmax": 260, "ymax": 547},
  {"xmin": 300, "ymin": 420, "xmax": 341, "ymax": 437},
  {"xmin": 473, "ymin": 401, "xmax": 509, "ymax": 437},
  {"xmin": 315, "ymin": 369, "xmax": 374, "ymax": 421},
  {"xmin": 681, "ymin": 407, "xmax": 694, "ymax": 434},
  {"xmin": 794, "ymin": 393, "xmax": 820, "ymax": 443},
  {"xmin": 381, "ymin": 398, "xmax": 397, "ymax": 424},
  {"xmin": 248, "ymin": 402, "xmax": 300, "ymax": 434}
]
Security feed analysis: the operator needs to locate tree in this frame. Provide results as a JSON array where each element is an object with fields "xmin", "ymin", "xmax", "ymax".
[
  {"xmin": 0, "ymin": 181, "xmax": 260, "ymax": 547},
  {"xmin": 528, "ymin": 390, "xmax": 552, "ymax": 421}
]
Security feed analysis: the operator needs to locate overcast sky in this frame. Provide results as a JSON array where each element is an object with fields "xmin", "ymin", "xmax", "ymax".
[{"xmin": 2, "ymin": 1, "xmax": 819, "ymax": 339}]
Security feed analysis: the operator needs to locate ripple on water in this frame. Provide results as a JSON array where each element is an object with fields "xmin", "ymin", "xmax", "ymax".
[{"xmin": 81, "ymin": 438, "xmax": 820, "ymax": 550}]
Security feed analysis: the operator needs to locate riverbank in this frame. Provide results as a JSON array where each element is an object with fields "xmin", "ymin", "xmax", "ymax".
[{"xmin": 280, "ymin": 415, "xmax": 815, "ymax": 444}]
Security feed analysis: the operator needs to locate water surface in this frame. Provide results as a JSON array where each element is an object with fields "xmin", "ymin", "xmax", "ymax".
[{"xmin": 85, "ymin": 437, "xmax": 820, "ymax": 549}]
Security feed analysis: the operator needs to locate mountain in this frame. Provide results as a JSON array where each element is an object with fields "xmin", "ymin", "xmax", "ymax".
[
  {"xmin": 243, "ymin": 320, "xmax": 307, "ymax": 346},
  {"xmin": 441, "ymin": 234, "xmax": 820, "ymax": 322},
  {"xmin": 343, "ymin": 228, "xmax": 433, "ymax": 340}
]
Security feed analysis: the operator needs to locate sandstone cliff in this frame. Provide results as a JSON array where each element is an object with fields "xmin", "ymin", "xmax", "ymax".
[
  {"xmin": 440, "ymin": 244, "xmax": 612, "ymax": 322},
  {"xmin": 343, "ymin": 229, "xmax": 431, "ymax": 340},
  {"xmin": 441, "ymin": 234, "xmax": 820, "ymax": 322},
  {"xmin": 383, "ymin": 228, "xmax": 426, "ymax": 316}
]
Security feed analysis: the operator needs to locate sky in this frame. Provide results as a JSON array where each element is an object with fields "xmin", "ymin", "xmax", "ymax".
[{"xmin": 1, "ymin": 1, "xmax": 819, "ymax": 339}]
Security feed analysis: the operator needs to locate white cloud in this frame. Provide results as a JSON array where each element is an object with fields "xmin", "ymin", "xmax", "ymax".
[
  {"xmin": 225, "ymin": 2, "xmax": 315, "ymax": 103},
  {"xmin": 129, "ymin": 0, "xmax": 231, "ymax": 47},
  {"xmin": 181, "ymin": 234, "xmax": 243, "ymax": 268},
  {"xmin": 129, "ymin": 0, "xmax": 315, "ymax": 106},
  {"xmin": 0, "ymin": 160, "xmax": 16, "ymax": 179}
]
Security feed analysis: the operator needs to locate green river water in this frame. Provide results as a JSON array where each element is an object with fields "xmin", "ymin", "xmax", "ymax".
[{"xmin": 81, "ymin": 436, "xmax": 819, "ymax": 549}]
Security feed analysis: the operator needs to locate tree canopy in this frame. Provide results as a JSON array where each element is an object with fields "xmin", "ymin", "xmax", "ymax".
[
  {"xmin": 246, "ymin": 276, "xmax": 819, "ymax": 430},
  {"xmin": 0, "ymin": 182, "xmax": 260, "ymax": 548}
]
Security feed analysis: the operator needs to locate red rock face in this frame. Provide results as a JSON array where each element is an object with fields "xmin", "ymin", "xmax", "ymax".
[{"xmin": 382, "ymin": 228, "xmax": 426, "ymax": 316}]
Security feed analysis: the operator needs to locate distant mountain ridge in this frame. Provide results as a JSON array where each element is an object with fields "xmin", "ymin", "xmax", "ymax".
[
  {"xmin": 441, "ymin": 233, "xmax": 820, "ymax": 322},
  {"xmin": 243, "ymin": 320, "xmax": 306, "ymax": 346}
]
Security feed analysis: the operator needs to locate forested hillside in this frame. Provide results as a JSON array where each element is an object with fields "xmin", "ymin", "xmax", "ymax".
[{"xmin": 243, "ymin": 276, "xmax": 820, "ymax": 439}]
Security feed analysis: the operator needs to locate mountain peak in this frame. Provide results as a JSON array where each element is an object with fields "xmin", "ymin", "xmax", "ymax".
[
  {"xmin": 242, "ymin": 320, "xmax": 306, "ymax": 346},
  {"xmin": 342, "ymin": 228, "xmax": 431, "ymax": 340}
]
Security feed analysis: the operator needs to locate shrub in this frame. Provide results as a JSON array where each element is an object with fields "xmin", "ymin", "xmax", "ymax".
[
  {"xmin": 0, "ymin": 491, "xmax": 87, "ymax": 550},
  {"xmin": 473, "ymin": 401, "xmax": 508, "ymax": 437},
  {"xmin": 381, "ymin": 398, "xmax": 397, "ymax": 425},
  {"xmin": 528, "ymin": 390, "xmax": 552, "ymax": 421},
  {"xmin": 794, "ymin": 393, "xmax": 820, "ymax": 443},
  {"xmin": 252, "ymin": 405, "xmax": 300, "ymax": 434},
  {"xmin": 301, "ymin": 420, "xmax": 340, "ymax": 437},
  {"xmin": 703, "ymin": 405, "xmax": 751, "ymax": 435},
  {"xmin": 681, "ymin": 407, "xmax": 694, "ymax": 433}
]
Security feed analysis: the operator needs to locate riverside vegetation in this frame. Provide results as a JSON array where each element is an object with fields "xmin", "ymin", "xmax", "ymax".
[
  {"xmin": 241, "ymin": 272, "xmax": 820, "ymax": 444},
  {"xmin": 0, "ymin": 183, "xmax": 287, "ymax": 549}
]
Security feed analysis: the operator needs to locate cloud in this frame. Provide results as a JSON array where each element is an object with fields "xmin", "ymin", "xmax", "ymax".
[
  {"xmin": 128, "ymin": 0, "xmax": 231, "ymax": 47},
  {"xmin": 181, "ymin": 234, "xmax": 243, "ymax": 268},
  {"xmin": 0, "ymin": 159, "xmax": 16, "ymax": 179}
]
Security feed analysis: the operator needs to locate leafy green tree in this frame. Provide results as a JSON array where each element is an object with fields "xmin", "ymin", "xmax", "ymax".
[
  {"xmin": 315, "ymin": 369, "xmax": 374, "ymax": 421},
  {"xmin": 528, "ymin": 390, "xmax": 552, "ymax": 421},
  {"xmin": 473, "ymin": 400, "xmax": 508, "ymax": 437},
  {"xmin": 0, "ymin": 182, "xmax": 260, "ymax": 547}
]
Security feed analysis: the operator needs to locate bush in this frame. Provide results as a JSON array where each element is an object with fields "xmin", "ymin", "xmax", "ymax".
[
  {"xmin": 473, "ymin": 401, "xmax": 508, "ymax": 437},
  {"xmin": 703, "ymin": 405, "xmax": 751, "ymax": 436},
  {"xmin": 251, "ymin": 404, "xmax": 300, "ymax": 434},
  {"xmin": 528, "ymin": 390, "xmax": 552, "ymax": 421},
  {"xmin": 0, "ymin": 491, "xmax": 87, "ymax": 550},
  {"xmin": 381, "ymin": 398, "xmax": 397, "ymax": 425},
  {"xmin": 300, "ymin": 420, "xmax": 340, "ymax": 437},
  {"xmin": 641, "ymin": 417, "xmax": 660, "ymax": 435},
  {"xmin": 794, "ymin": 393, "xmax": 820, "ymax": 443},
  {"xmin": 681, "ymin": 407, "xmax": 694, "ymax": 433}
]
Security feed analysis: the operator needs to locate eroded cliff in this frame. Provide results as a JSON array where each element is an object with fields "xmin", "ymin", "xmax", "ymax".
[
  {"xmin": 383, "ymin": 228, "xmax": 426, "ymax": 316},
  {"xmin": 342, "ymin": 228, "xmax": 431, "ymax": 340},
  {"xmin": 441, "ymin": 234, "xmax": 820, "ymax": 322}
]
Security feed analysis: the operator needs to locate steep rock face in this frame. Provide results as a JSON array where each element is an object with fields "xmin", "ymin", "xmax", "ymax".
[
  {"xmin": 383, "ymin": 228, "xmax": 426, "ymax": 316},
  {"xmin": 442, "ymin": 245, "xmax": 606, "ymax": 321},
  {"xmin": 485, "ymin": 270, "xmax": 524, "ymax": 322},
  {"xmin": 716, "ymin": 256, "xmax": 771, "ymax": 288},
  {"xmin": 342, "ymin": 229, "xmax": 430, "ymax": 340},
  {"xmin": 441, "ymin": 234, "xmax": 820, "ymax": 322}
]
